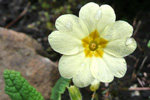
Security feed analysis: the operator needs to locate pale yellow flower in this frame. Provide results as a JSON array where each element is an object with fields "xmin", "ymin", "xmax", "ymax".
[{"xmin": 48, "ymin": 2, "xmax": 137, "ymax": 87}]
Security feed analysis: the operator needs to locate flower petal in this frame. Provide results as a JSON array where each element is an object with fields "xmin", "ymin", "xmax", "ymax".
[
  {"xmin": 79, "ymin": 2, "xmax": 100, "ymax": 33},
  {"xmin": 55, "ymin": 14, "xmax": 89, "ymax": 39},
  {"xmin": 48, "ymin": 31, "xmax": 83, "ymax": 55},
  {"xmin": 62, "ymin": 52, "xmax": 94, "ymax": 87},
  {"xmin": 97, "ymin": 5, "xmax": 116, "ymax": 34},
  {"xmin": 104, "ymin": 38, "xmax": 137, "ymax": 57},
  {"xmin": 73, "ymin": 62, "xmax": 94, "ymax": 87},
  {"xmin": 103, "ymin": 53, "xmax": 127, "ymax": 78},
  {"xmin": 90, "ymin": 57, "xmax": 114, "ymax": 83},
  {"xmin": 59, "ymin": 52, "xmax": 83, "ymax": 79},
  {"xmin": 59, "ymin": 52, "xmax": 94, "ymax": 88},
  {"xmin": 101, "ymin": 21, "xmax": 133, "ymax": 40}
]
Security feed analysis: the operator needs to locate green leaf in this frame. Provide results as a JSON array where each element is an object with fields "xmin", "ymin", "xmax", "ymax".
[
  {"xmin": 148, "ymin": 40, "xmax": 150, "ymax": 48},
  {"xmin": 51, "ymin": 77, "xmax": 71, "ymax": 100},
  {"xmin": 3, "ymin": 69, "xmax": 44, "ymax": 100}
]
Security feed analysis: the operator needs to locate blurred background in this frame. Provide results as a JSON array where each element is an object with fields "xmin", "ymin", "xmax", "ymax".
[{"xmin": 0, "ymin": 0, "xmax": 150, "ymax": 100}]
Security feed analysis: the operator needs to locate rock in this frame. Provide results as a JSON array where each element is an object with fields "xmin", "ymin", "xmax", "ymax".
[{"xmin": 0, "ymin": 27, "xmax": 60, "ymax": 100}]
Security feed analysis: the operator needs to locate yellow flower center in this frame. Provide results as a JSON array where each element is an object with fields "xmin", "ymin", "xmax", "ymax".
[{"xmin": 82, "ymin": 30, "xmax": 108, "ymax": 58}]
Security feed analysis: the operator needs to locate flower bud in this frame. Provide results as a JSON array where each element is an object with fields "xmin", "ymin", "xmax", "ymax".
[
  {"xmin": 90, "ymin": 80, "xmax": 100, "ymax": 91},
  {"xmin": 68, "ymin": 85, "xmax": 82, "ymax": 100}
]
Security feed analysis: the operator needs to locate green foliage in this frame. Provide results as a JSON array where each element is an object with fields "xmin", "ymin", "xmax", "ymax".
[
  {"xmin": 148, "ymin": 40, "xmax": 150, "ymax": 48},
  {"xmin": 3, "ymin": 69, "xmax": 44, "ymax": 100},
  {"xmin": 38, "ymin": 0, "xmax": 51, "ymax": 9},
  {"xmin": 51, "ymin": 77, "xmax": 71, "ymax": 100}
]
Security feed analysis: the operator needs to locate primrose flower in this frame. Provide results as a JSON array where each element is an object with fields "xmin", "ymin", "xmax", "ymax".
[{"xmin": 48, "ymin": 2, "xmax": 137, "ymax": 87}]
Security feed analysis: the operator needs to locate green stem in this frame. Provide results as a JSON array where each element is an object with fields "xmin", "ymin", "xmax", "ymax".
[{"xmin": 91, "ymin": 91, "xmax": 96, "ymax": 100}]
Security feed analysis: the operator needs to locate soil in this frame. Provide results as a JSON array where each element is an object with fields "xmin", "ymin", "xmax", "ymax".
[{"xmin": 0, "ymin": 0, "xmax": 150, "ymax": 100}]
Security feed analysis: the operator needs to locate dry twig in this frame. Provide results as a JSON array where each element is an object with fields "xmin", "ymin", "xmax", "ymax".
[
  {"xmin": 138, "ymin": 56, "xmax": 148, "ymax": 73},
  {"xmin": 129, "ymin": 87, "xmax": 150, "ymax": 91},
  {"xmin": 133, "ymin": 20, "xmax": 141, "ymax": 37},
  {"xmin": 5, "ymin": 2, "xmax": 31, "ymax": 28}
]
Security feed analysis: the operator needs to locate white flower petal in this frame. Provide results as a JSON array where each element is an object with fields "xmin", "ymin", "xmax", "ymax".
[
  {"xmin": 104, "ymin": 38, "xmax": 137, "ymax": 57},
  {"xmin": 101, "ymin": 21, "xmax": 133, "ymax": 40},
  {"xmin": 59, "ymin": 52, "xmax": 94, "ymax": 88},
  {"xmin": 97, "ymin": 5, "xmax": 116, "ymax": 34},
  {"xmin": 65, "ymin": 52, "xmax": 94, "ymax": 87},
  {"xmin": 73, "ymin": 65, "xmax": 94, "ymax": 87},
  {"xmin": 103, "ymin": 53, "xmax": 127, "ymax": 78},
  {"xmin": 48, "ymin": 31, "xmax": 83, "ymax": 55},
  {"xmin": 55, "ymin": 14, "xmax": 89, "ymax": 39},
  {"xmin": 79, "ymin": 2, "xmax": 100, "ymax": 33},
  {"xmin": 59, "ymin": 52, "xmax": 83, "ymax": 79},
  {"xmin": 90, "ymin": 57, "xmax": 114, "ymax": 83}
]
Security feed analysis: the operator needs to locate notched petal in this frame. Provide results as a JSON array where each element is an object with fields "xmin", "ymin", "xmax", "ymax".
[
  {"xmin": 104, "ymin": 38, "xmax": 137, "ymax": 57},
  {"xmin": 101, "ymin": 21, "xmax": 133, "ymax": 40},
  {"xmin": 48, "ymin": 31, "xmax": 83, "ymax": 55},
  {"xmin": 55, "ymin": 14, "xmax": 89, "ymax": 39}
]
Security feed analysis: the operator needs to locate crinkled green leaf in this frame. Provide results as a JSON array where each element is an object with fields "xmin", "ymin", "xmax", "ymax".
[
  {"xmin": 3, "ymin": 69, "xmax": 44, "ymax": 100},
  {"xmin": 51, "ymin": 77, "xmax": 71, "ymax": 100},
  {"xmin": 148, "ymin": 40, "xmax": 150, "ymax": 48}
]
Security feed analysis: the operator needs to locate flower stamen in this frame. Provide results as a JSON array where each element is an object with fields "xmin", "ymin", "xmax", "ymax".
[{"xmin": 89, "ymin": 41, "xmax": 98, "ymax": 51}]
